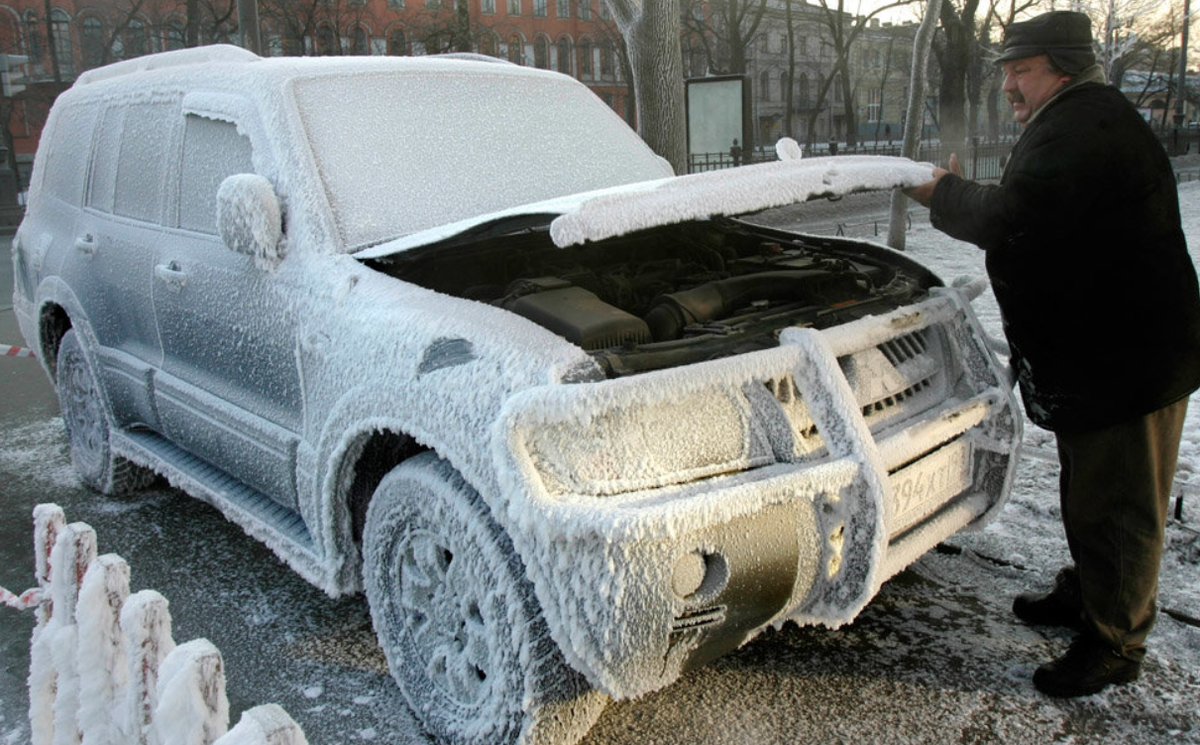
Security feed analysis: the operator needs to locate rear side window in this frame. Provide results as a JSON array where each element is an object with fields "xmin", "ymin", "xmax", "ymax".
[
  {"xmin": 40, "ymin": 104, "xmax": 98, "ymax": 206},
  {"xmin": 178, "ymin": 115, "xmax": 254, "ymax": 234},
  {"xmin": 86, "ymin": 105, "xmax": 123, "ymax": 213},
  {"xmin": 111, "ymin": 101, "xmax": 174, "ymax": 222}
]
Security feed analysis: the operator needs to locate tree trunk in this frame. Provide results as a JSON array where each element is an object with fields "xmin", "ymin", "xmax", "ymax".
[
  {"xmin": 604, "ymin": 0, "xmax": 687, "ymax": 174},
  {"xmin": 888, "ymin": 0, "xmax": 942, "ymax": 250}
]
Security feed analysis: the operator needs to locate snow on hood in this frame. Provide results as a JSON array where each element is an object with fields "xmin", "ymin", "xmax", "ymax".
[{"xmin": 353, "ymin": 155, "xmax": 934, "ymax": 259}]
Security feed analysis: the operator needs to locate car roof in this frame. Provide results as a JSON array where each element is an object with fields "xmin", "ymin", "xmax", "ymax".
[{"xmin": 71, "ymin": 43, "xmax": 560, "ymax": 94}]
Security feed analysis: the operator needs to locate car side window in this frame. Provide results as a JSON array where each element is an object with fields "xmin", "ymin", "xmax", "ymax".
[
  {"xmin": 40, "ymin": 104, "xmax": 98, "ymax": 207},
  {"xmin": 86, "ymin": 105, "xmax": 123, "ymax": 214},
  {"xmin": 178, "ymin": 114, "xmax": 254, "ymax": 235},
  {"xmin": 112, "ymin": 101, "xmax": 175, "ymax": 222}
]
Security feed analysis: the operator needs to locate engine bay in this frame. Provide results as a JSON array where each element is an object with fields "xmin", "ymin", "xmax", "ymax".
[{"xmin": 366, "ymin": 218, "xmax": 941, "ymax": 377}]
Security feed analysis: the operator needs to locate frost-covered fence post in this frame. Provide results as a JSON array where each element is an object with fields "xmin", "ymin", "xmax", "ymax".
[
  {"xmin": 48, "ymin": 522, "xmax": 99, "ymax": 745},
  {"xmin": 27, "ymin": 504, "xmax": 66, "ymax": 745},
  {"xmin": 3, "ymin": 504, "xmax": 309, "ymax": 745},
  {"xmin": 77, "ymin": 555, "xmax": 131, "ymax": 745},
  {"xmin": 154, "ymin": 639, "xmax": 229, "ymax": 745},
  {"xmin": 213, "ymin": 705, "xmax": 308, "ymax": 745},
  {"xmin": 121, "ymin": 591, "xmax": 176, "ymax": 745}
]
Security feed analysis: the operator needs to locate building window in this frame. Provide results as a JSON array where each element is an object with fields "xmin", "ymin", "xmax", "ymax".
[
  {"xmin": 578, "ymin": 39, "xmax": 591, "ymax": 76},
  {"xmin": 780, "ymin": 70, "xmax": 788, "ymax": 103},
  {"xmin": 867, "ymin": 88, "xmax": 882, "ymax": 122},
  {"xmin": 49, "ymin": 10, "xmax": 72, "ymax": 75},
  {"xmin": 350, "ymin": 26, "xmax": 369, "ymax": 55},
  {"xmin": 81, "ymin": 16, "xmax": 105, "ymax": 69},
  {"xmin": 534, "ymin": 0, "xmax": 547, "ymax": 17},
  {"xmin": 578, "ymin": 0, "xmax": 590, "ymax": 20},
  {"xmin": 316, "ymin": 24, "xmax": 336, "ymax": 55},
  {"xmin": 123, "ymin": 19, "xmax": 147, "ymax": 59},
  {"xmin": 386, "ymin": 0, "xmax": 405, "ymax": 7},
  {"xmin": 166, "ymin": 20, "xmax": 186, "ymax": 51},
  {"xmin": 534, "ymin": 36, "xmax": 548, "ymax": 68},
  {"xmin": 599, "ymin": 41, "xmax": 613, "ymax": 78},
  {"xmin": 760, "ymin": 71, "xmax": 770, "ymax": 102},
  {"xmin": 798, "ymin": 73, "xmax": 809, "ymax": 106},
  {"xmin": 556, "ymin": 0, "xmax": 569, "ymax": 18},
  {"xmin": 24, "ymin": 13, "xmax": 43, "ymax": 75},
  {"xmin": 508, "ymin": 0, "xmax": 521, "ymax": 14},
  {"xmin": 557, "ymin": 37, "xmax": 570, "ymax": 74},
  {"xmin": 388, "ymin": 27, "xmax": 408, "ymax": 55},
  {"xmin": 427, "ymin": 0, "xmax": 442, "ymax": 9},
  {"xmin": 508, "ymin": 34, "xmax": 522, "ymax": 64},
  {"xmin": 481, "ymin": 0, "xmax": 495, "ymax": 12}
]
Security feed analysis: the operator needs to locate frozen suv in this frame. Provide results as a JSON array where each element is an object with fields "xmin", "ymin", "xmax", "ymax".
[{"xmin": 12, "ymin": 45, "xmax": 1021, "ymax": 745}]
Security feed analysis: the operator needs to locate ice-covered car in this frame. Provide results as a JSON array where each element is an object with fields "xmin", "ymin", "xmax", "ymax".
[{"xmin": 12, "ymin": 45, "xmax": 1022, "ymax": 744}]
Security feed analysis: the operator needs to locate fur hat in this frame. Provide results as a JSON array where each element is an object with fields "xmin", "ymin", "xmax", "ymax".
[{"xmin": 996, "ymin": 11, "xmax": 1096, "ymax": 75}]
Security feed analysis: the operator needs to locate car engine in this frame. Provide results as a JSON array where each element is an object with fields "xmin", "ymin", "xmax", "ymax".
[{"xmin": 367, "ymin": 217, "xmax": 940, "ymax": 378}]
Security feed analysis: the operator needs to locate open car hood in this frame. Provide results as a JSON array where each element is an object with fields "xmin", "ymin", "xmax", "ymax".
[{"xmin": 353, "ymin": 155, "xmax": 935, "ymax": 259}]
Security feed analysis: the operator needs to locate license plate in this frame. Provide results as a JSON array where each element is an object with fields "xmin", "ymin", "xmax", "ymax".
[{"xmin": 887, "ymin": 439, "xmax": 974, "ymax": 535}]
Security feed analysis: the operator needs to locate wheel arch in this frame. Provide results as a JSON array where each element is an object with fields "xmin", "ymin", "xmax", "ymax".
[{"xmin": 37, "ymin": 301, "xmax": 73, "ymax": 381}]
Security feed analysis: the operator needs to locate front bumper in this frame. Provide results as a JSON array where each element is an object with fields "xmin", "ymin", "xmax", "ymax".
[{"xmin": 494, "ymin": 288, "xmax": 1021, "ymax": 699}]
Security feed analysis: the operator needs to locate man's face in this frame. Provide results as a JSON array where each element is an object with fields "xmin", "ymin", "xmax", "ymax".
[{"xmin": 1001, "ymin": 55, "xmax": 1072, "ymax": 125}]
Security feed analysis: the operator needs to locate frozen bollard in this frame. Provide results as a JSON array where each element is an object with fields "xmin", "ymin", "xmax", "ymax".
[
  {"xmin": 27, "ymin": 505, "xmax": 66, "ymax": 745},
  {"xmin": 121, "ymin": 591, "xmax": 175, "ymax": 745},
  {"xmin": 77, "ymin": 554, "xmax": 131, "ymax": 745},
  {"xmin": 48, "ymin": 522, "xmax": 98, "ymax": 745},
  {"xmin": 214, "ymin": 705, "xmax": 309, "ymax": 745},
  {"xmin": 154, "ymin": 639, "xmax": 229, "ymax": 745}
]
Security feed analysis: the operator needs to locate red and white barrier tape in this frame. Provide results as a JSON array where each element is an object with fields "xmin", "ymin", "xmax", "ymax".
[
  {"xmin": 2, "ymin": 344, "xmax": 36, "ymax": 358},
  {"xmin": 0, "ymin": 584, "xmax": 42, "ymax": 610}
]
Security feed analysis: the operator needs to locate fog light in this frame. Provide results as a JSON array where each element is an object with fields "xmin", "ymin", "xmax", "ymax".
[{"xmin": 671, "ymin": 550, "xmax": 729, "ymax": 601}]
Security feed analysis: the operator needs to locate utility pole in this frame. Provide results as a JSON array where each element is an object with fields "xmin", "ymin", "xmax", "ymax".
[
  {"xmin": 238, "ymin": 0, "xmax": 262, "ymax": 55},
  {"xmin": 1177, "ymin": 0, "xmax": 1191, "ymax": 147}
]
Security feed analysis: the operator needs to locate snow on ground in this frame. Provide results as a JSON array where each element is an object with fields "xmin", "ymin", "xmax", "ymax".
[{"xmin": 2, "ymin": 184, "xmax": 1199, "ymax": 745}]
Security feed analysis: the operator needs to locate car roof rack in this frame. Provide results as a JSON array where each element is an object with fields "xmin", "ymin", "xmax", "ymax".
[{"xmin": 75, "ymin": 44, "xmax": 260, "ymax": 87}]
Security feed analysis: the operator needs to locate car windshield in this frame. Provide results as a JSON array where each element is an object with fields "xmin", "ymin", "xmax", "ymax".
[{"xmin": 291, "ymin": 67, "xmax": 672, "ymax": 252}]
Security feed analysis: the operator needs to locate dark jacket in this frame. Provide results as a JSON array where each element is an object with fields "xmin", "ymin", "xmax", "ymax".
[{"xmin": 930, "ymin": 82, "xmax": 1200, "ymax": 432}]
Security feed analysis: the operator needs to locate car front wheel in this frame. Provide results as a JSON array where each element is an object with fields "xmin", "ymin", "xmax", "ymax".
[
  {"xmin": 362, "ymin": 452, "xmax": 606, "ymax": 745},
  {"xmin": 55, "ymin": 329, "xmax": 153, "ymax": 494}
]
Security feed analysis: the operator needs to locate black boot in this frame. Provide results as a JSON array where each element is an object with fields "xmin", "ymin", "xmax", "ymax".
[
  {"xmin": 1013, "ymin": 566, "xmax": 1083, "ymax": 630},
  {"xmin": 1033, "ymin": 635, "xmax": 1141, "ymax": 697}
]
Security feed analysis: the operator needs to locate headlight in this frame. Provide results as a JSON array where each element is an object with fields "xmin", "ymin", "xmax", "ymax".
[{"xmin": 522, "ymin": 387, "xmax": 774, "ymax": 497}]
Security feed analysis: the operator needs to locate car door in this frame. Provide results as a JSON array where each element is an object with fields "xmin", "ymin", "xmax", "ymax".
[
  {"xmin": 63, "ymin": 99, "xmax": 174, "ymax": 430},
  {"xmin": 151, "ymin": 105, "xmax": 303, "ymax": 509}
]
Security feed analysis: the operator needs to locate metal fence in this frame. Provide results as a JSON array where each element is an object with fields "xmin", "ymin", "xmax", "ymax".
[
  {"xmin": 688, "ymin": 138, "xmax": 1016, "ymax": 179},
  {"xmin": 690, "ymin": 130, "xmax": 1200, "ymax": 181}
]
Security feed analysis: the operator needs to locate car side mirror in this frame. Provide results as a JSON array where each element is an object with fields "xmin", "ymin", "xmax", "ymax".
[{"xmin": 217, "ymin": 173, "xmax": 284, "ymax": 270}]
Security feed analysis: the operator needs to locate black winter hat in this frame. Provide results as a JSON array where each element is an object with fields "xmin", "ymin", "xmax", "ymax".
[{"xmin": 995, "ymin": 11, "xmax": 1096, "ymax": 75}]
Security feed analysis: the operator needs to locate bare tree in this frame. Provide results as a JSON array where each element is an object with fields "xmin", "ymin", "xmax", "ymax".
[
  {"xmin": 809, "ymin": 0, "xmax": 916, "ymax": 148},
  {"xmin": 888, "ymin": 0, "xmax": 942, "ymax": 250},
  {"xmin": 601, "ymin": 0, "xmax": 687, "ymax": 173}
]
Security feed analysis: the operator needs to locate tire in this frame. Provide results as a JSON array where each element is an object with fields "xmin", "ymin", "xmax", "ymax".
[
  {"xmin": 362, "ymin": 453, "xmax": 606, "ymax": 745},
  {"xmin": 56, "ymin": 329, "xmax": 154, "ymax": 495}
]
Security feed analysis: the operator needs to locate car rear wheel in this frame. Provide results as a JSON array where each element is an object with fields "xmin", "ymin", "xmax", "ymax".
[
  {"xmin": 362, "ymin": 452, "xmax": 606, "ymax": 745},
  {"xmin": 56, "ymin": 329, "xmax": 153, "ymax": 494}
]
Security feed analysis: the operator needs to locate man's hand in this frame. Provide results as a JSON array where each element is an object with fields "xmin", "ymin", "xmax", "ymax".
[{"xmin": 905, "ymin": 153, "xmax": 962, "ymax": 207}]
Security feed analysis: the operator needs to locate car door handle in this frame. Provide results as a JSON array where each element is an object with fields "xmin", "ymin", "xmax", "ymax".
[
  {"xmin": 74, "ymin": 234, "xmax": 96, "ymax": 255},
  {"xmin": 155, "ymin": 261, "xmax": 187, "ymax": 291}
]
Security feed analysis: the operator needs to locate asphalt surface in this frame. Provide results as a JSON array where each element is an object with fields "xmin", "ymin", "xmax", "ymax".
[{"xmin": 2, "ymin": 219, "xmax": 1197, "ymax": 744}]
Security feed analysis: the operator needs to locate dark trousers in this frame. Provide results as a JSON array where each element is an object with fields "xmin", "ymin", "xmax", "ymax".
[{"xmin": 1055, "ymin": 397, "xmax": 1189, "ymax": 660}]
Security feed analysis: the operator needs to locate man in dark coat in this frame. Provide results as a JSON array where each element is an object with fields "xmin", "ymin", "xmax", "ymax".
[{"xmin": 907, "ymin": 11, "xmax": 1200, "ymax": 697}]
